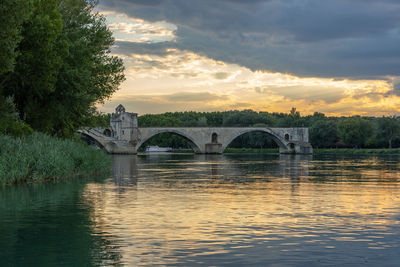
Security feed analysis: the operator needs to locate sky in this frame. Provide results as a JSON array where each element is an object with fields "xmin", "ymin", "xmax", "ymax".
[{"xmin": 96, "ymin": 0, "xmax": 400, "ymax": 116}]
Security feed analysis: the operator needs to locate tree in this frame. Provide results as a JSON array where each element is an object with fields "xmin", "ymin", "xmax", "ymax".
[
  {"xmin": 0, "ymin": 1, "xmax": 34, "ymax": 129},
  {"xmin": 196, "ymin": 116, "xmax": 208, "ymax": 126},
  {"xmin": 337, "ymin": 117, "xmax": 374, "ymax": 148},
  {"xmin": 48, "ymin": 0, "xmax": 124, "ymax": 136},
  {"xmin": 0, "ymin": 0, "xmax": 33, "ymax": 77},
  {"xmin": 2, "ymin": 0, "xmax": 125, "ymax": 136},
  {"xmin": 376, "ymin": 116, "xmax": 400, "ymax": 148},
  {"xmin": 0, "ymin": 96, "xmax": 32, "ymax": 136},
  {"xmin": 3, "ymin": 0, "xmax": 66, "ymax": 132},
  {"xmin": 309, "ymin": 119, "xmax": 338, "ymax": 148}
]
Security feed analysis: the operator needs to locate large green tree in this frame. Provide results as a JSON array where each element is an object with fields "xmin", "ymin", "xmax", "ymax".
[
  {"xmin": 309, "ymin": 119, "xmax": 338, "ymax": 148},
  {"xmin": 2, "ymin": 0, "xmax": 125, "ymax": 136},
  {"xmin": 376, "ymin": 116, "xmax": 400, "ymax": 148},
  {"xmin": 50, "ymin": 0, "xmax": 124, "ymax": 136},
  {"xmin": 0, "ymin": 0, "xmax": 33, "ymax": 127},
  {"xmin": 0, "ymin": 0, "xmax": 33, "ymax": 77},
  {"xmin": 337, "ymin": 117, "xmax": 374, "ymax": 148},
  {"xmin": 3, "ymin": 0, "xmax": 66, "ymax": 132}
]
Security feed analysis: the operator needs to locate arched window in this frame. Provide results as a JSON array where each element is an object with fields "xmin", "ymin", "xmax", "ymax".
[
  {"xmin": 284, "ymin": 133, "xmax": 290, "ymax": 141},
  {"xmin": 211, "ymin": 133, "xmax": 218, "ymax": 143},
  {"xmin": 289, "ymin": 143, "xmax": 295, "ymax": 149},
  {"xmin": 103, "ymin": 129, "xmax": 111, "ymax": 137}
]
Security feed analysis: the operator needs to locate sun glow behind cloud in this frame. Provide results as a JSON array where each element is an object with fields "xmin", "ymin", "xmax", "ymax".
[
  {"xmin": 99, "ymin": 11, "xmax": 400, "ymax": 116},
  {"xmin": 102, "ymin": 11, "xmax": 177, "ymax": 43}
]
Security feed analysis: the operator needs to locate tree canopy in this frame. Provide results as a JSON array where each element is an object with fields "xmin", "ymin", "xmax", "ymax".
[
  {"xmin": 0, "ymin": 0, "xmax": 124, "ymax": 137},
  {"xmin": 0, "ymin": 0, "xmax": 33, "ymax": 76}
]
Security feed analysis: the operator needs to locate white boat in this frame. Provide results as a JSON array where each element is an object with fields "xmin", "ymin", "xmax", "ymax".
[{"xmin": 145, "ymin": 146, "xmax": 172, "ymax": 152}]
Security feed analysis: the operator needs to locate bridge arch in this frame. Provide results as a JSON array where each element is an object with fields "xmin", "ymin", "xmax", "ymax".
[
  {"xmin": 137, "ymin": 129, "xmax": 203, "ymax": 153},
  {"xmin": 221, "ymin": 128, "xmax": 289, "ymax": 152},
  {"xmin": 77, "ymin": 130, "xmax": 116, "ymax": 153}
]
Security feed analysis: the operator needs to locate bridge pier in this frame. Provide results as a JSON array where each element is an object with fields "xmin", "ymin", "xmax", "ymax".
[
  {"xmin": 204, "ymin": 143, "xmax": 223, "ymax": 154},
  {"xmin": 278, "ymin": 142, "xmax": 313, "ymax": 155}
]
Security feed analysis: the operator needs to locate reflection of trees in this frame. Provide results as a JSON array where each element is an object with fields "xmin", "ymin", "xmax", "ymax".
[
  {"xmin": 308, "ymin": 154, "xmax": 400, "ymax": 183},
  {"xmin": 0, "ymin": 181, "xmax": 122, "ymax": 266},
  {"xmin": 132, "ymin": 153, "xmax": 311, "ymax": 187},
  {"xmin": 204, "ymin": 154, "xmax": 311, "ymax": 183}
]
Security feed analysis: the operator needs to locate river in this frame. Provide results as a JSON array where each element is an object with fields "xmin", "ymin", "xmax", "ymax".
[{"xmin": 1, "ymin": 154, "xmax": 400, "ymax": 266}]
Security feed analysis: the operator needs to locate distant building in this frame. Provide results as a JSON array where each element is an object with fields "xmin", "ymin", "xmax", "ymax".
[{"xmin": 110, "ymin": 104, "xmax": 139, "ymax": 145}]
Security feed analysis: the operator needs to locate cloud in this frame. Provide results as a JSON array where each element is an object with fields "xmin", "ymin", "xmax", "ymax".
[
  {"xmin": 99, "ymin": 47, "xmax": 400, "ymax": 116},
  {"xmin": 101, "ymin": 11, "xmax": 177, "ymax": 43},
  {"xmin": 98, "ymin": 0, "xmax": 400, "ymax": 78},
  {"xmin": 99, "ymin": 92, "xmax": 233, "ymax": 114},
  {"xmin": 165, "ymin": 92, "xmax": 228, "ymax": 102}
]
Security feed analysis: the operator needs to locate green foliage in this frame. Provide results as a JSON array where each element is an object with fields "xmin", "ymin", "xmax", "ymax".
[
  {"xmin": 3, "ymin": 0, "xmax": 66, "ymax": 129},
  {"xmin": 224, "ymin": 148, "xmax": 279, "ymax": 153},
  {"xmin": 139, "ymin": 114, "xmax": 184, "ymax": 127},
  {"xmin": 375, "ymin": 116, "xmax": 400, "ymax": 148},
  {"xmin": 228, "ymin": 131, "xmax": 278, "ymax": 149},
  {"xmin": 337, "ymin": 117, "xmax": 375, "ymax": 148},
  {"xmin": 309, "ymin": 119, "xmax": 338, "ymax": 148},
  {"xmin": 50, "ymin": 0, "xmax": 125, "ymax": 136},
  {"xmin": 139, "ymin": 133, "xmax": 192, "ymax": 150},
  {"xmin": 0, "ymin": 133, "xmax": 111, "ymax": 185},
  {"xmin": 0, "ymin": 96, "xmax": 33, "ymax": 136},
  {"xmin": 223, "ymin": 110, "xmax": 259, "ymax": 126},
  {"xmin": 314, "ymin": 148, "xmax": 400, "ymax": 155},
  {"xmin": 0, "ymin": 0, "xmax": 33, "ymax": 76},
  {"xmin": 1, "ymin": 0, "xmax": 124, "ymax": 137}
]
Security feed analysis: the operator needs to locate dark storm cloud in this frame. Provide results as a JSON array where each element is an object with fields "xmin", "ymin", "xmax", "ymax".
[{"xmin": 100, "ymin": 0, "xmax": 400, "ymax": 78}]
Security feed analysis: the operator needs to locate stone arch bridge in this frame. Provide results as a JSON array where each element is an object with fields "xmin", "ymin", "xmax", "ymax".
[
  {"xmin": 78, "ymin": 105, "xmax": 312, "ymax": 154},
  {"xmin": 78, "ymin": 126, "xmax": 312, "ymax": 154}
]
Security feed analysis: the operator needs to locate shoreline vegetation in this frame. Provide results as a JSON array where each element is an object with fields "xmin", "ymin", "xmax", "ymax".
[
  {"xmin": 0, "ymin": 133, "xmax": 111, "ymax": 185},
  {"xmin": 0, "ymin": 0, "xmax": 124, "ymax": 185},
  {"xmin": 167, "ymin": 148, "xmax": 400, "ymax": 155},
  {"xmin": 225, "ymin": 148, "xmax": 400, "ymax": 155}
]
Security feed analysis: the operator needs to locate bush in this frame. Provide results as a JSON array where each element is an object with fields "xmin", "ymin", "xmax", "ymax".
[
  {"xmin": 0, "ymin": 133, "xmax": 111, "ymax": 185},
  {"xmin": 0, "ymin": 96, "xmax": 33, "ymax": 137}
]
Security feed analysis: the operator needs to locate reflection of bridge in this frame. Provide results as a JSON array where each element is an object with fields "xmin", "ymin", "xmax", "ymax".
[{"xmin": 78, "ymin": 105, "xmax": 312, "ymax": 154}]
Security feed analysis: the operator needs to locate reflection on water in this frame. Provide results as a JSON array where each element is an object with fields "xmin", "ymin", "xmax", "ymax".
[
  {"xmin": 88, "ymin": 154, "xmax": 400, "ymax": 266},
  {"xmin": 0, "ymin": 180, "xmax": 122, "ymax": 266},
  {"xmin": 1, "ymin": 154, "xmax": 400, "ymax": 266}
]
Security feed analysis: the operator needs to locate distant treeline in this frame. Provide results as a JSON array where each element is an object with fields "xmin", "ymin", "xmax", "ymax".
[{"xmin": 132, "ymin": 108, "xmax": 400, "ymax": 149}]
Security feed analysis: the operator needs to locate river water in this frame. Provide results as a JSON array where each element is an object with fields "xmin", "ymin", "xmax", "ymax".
[{"xmin": 1, "ymin": 154, "xmax": 400, "ymax": 266}]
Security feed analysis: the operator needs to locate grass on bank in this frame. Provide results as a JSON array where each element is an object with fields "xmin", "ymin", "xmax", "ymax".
[
  {"xmin": 0, "ymin": 133, "xmax": 111, "ymax": 185},
  {"xmin": 224, "ymin": 148, "xmax": 279, "ymax": 153},
  {"xmin": 314, "ymin": 148, "xmax": 400, "ymax": 155},
  {"xmin": 223, "ymin": 147, "xmax": 400, "ymax": 155}
]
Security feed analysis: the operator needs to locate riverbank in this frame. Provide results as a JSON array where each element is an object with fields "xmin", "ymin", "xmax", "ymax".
[
  {"xmin": 224, "ymin": 148, "xmax": 279, "ymax": 153},
  {"xmin": 314, "ymin": 148, "xmax": 400, "ymax": 155},
  {"xmin": 0, "ymin": 133, "xmax": 111, "ymax": 185},
  {"xmin": 223, "ymin": 148, "xmax": 400, "ymax": 155}
]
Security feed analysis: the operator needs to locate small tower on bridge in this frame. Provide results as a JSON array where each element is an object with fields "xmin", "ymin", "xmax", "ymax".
[{"xmin": 110, "ymin": 104, "xmax": 139, "ymax": 145}]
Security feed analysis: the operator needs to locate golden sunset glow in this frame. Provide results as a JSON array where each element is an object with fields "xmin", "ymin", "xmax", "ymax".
[{"xmin": 96, "ymin": 9, "xmax": 400, "ymax": 116}]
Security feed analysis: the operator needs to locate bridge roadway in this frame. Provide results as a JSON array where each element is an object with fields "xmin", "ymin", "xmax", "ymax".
[{"xmin": 79, "ymin": 126, "xmax": 313, "ymax": 154}]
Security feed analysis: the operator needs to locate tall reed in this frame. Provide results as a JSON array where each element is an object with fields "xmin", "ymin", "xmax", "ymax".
[{"xmin": 0, "ymin": 133, "xmax": 111, "ymax": 185}]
